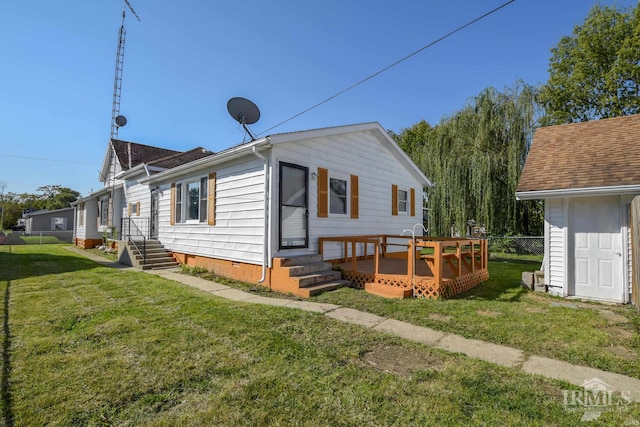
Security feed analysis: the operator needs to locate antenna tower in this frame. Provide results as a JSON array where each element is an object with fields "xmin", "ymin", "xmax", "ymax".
[{"xmin": 110, "ymin": 0, "xmax": 140, "ymax": 140}]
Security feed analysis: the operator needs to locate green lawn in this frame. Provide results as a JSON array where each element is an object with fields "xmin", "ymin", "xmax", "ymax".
[
  {"xmin": 313, "ymin": 258, "xmax": 640, "ymax": 379},
  {"xmin": 0, "ymin": 231, "xmax": 68, "ymax": 245},
  {"xmin": 1, "ymin": 245, "xmax": 638, "ymax": 426}
]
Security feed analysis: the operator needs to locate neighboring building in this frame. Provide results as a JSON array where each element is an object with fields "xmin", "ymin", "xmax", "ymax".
[
  {"xmin": 516, "ymin": 114, "xmax": 640, "ymax": 304},
  {"xmin": 23, "ymin": 207, "xmax": 75, "ymax": 242},
  {"xmin": 74, "ymin": 122, "xmax": 432, "ymax": 294},
  {"xmin": 71, "ymin": 139, "xmax": 212, "ymax": 248}
]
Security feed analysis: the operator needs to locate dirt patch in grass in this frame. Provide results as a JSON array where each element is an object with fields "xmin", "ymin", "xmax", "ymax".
[
  {"xmin": 606, "ymin": 326, "xmax": 635, "ymax": 341},
  {"xmin": 362, "ymin": 344, "xmax": 444, "ymax": 378},
  {"xmin": 428, "ymin": 313, "xmax": 452, "ymax": 322},
  {"xmin": 607, "ymin": 345, "xmax": 638, "ymax": 360},
  {"xmin": 597, "ymin": 309, "xmax": 630, "ymax": 324},
  {"xmin": 477, "ymin": 309, "xmax": 500, "ymax": 317},
  {"xmin": 524, "ymin": 306, "xmax": 548, "ymax": 314}
]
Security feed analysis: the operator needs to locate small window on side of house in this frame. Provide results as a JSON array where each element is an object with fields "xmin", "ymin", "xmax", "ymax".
[
  {"xmin": 329, "ymin": 177, "xmax": 348, "ymax": 215},
  {"xmin": 398, "ymin": 189, "xmax": 408, "ymax": 214},
  {"xmin": 100, "ymin": 199, "xmax": 109, "ymax": 226}
]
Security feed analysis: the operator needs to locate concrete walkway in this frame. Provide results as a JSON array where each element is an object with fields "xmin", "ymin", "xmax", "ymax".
[{"xmin": 67, "ymin": 246, "xmax": 640, "ymax": 402}]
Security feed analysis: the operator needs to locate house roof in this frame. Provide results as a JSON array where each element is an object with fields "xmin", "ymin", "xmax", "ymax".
[
  {"xmin": 516, "ymin": 114, "xmax": 640, "ymax": 199},
  {"xmin": 111, "ymin": 139, "xmax": 181, "ymax": 170},
  {"xmin": 144, "ymin": 122, "xmax": 432, "ymax": 188},
  {"xmin": 147, "ymin": 147, "xmax": 213, "ymax": 170},
  {"xmin": 23, "ymin": 207, "xmax": 74, "ymax": 217}
]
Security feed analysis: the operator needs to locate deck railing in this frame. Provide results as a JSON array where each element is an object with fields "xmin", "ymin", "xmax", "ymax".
[{"xmin": 318, "ymin": 235, "xmax": 489, "ymax": 298}]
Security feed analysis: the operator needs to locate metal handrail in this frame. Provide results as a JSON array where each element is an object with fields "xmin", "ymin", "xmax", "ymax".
[{"xmin": 122, "ymin": 217, "xmax": 148, "ymax": 265}]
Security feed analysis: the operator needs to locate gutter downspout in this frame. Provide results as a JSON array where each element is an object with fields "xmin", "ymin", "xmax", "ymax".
[{"xmin": 252, "ymin": 146, "xmax": 270, "ymax": 283}]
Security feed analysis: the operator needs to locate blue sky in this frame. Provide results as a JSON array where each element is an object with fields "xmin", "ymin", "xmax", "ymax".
[{"xmin": 1, "ymin": 0, "xmax": 636, "ymax": 197}]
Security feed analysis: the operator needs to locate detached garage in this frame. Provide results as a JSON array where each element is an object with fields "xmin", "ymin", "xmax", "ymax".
[{"xmin": 517, "ymin": 114, "xmax": 640, "ymax": 304}]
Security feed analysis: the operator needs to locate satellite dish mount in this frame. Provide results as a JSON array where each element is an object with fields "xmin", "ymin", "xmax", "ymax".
[{"xmin": 227, "ymin": 97, "xmax": 260, "ymax": 141}]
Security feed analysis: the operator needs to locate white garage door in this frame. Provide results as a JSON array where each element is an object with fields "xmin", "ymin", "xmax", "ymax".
[{"xmin": 570, "ymin": 196, "xmax": 623, "ymax": 302}]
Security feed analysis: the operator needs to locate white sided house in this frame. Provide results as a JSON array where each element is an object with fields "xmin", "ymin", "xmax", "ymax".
[
  {"xmin": 71, "ymin": 139, "xmax": 212, "ymax": 249},
  {"xmin": 516, "ymin": 114, "xmax": 640, "ymax": 304},
  {"xmin": 141, "ymin": 122, "xmax": 432, "ymax": 296}
]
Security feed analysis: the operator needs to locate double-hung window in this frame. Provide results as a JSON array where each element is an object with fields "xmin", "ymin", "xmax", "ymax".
[
  {"xmin": 99, "ymin": 198, "xmax": 109, "ymax": 226},
  {"xmin": 175, "ymin": 178, "xmax": 208, "ymax": 223},
  {"xmin": 329, "ymin": 177, "xmax": 348, "ymax": 215},
  {"xmin": 391, "ymin": 184, "xmax": 415, "ymax": 216},
  {"xmin": 398, "ymin": 189, "xmax": 408, "ymax": 214}
]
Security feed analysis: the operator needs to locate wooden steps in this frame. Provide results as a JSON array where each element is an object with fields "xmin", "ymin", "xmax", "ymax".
[{"xmin": 272, "ymin": 254, "xmax": 350, "ymax": 298}]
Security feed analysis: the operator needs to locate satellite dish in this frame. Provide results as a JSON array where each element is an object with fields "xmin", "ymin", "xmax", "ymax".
[
  {"xmin": 227, "ymin": 97, "xmax": 260, "ymax": 125},
  {"xmin": 115, "ymin": 115, "xmax": 127, "ymax": 127}
]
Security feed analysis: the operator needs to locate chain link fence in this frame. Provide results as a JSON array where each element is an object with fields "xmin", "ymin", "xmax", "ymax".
[
  {"xmin": 0, "ymin": 230, "xmax": 73, "ymax": 245},
  {"xmin": 488, "ymin": 236, "xmax": 544, "ymax": 255}
]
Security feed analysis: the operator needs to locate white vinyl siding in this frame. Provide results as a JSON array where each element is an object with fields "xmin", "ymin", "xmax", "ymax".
[
  {"xmin": 271, "ymin": 129, "xmax": 424, "ymax": 260},
  {"xmin": 545, "ymin": 198, "xmax": 566, "ymax": 295},
  {"xmin": 398, "ymin": 188, "xmax": 408, "ymax": 214},
  {"xmin": 157, "ymin": 158, "xmax": 265, "ymax": 264}
]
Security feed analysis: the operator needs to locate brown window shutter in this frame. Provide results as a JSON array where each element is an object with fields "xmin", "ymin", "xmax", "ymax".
[
  {"xmin": 127, "ymin": 203, "xmax": 132, "ymax": 217},
  {"xmin": 208, "ymin": 172, "xmax": 216, "ymax": 226},
  {"xmin": 350, "ymin": 175, "xmax": 359, "ymax": 219},
  {"xmin": 318, "ymin": 168, "xmax": 328, "ymax": 218},
  {"xmin": 392, "ymin": 184, "xmax": 398, "ymax": 216},
  {"xmin": 136, "ymin": 201, "xmax": 141, "ymax": 216},
  {"xmin": 170, "ymin": 183, "xmax": 176, "ymax": 226},
  {"xmin": 410, "ymin": 188, "xmax": 416, "ymax": 217}
]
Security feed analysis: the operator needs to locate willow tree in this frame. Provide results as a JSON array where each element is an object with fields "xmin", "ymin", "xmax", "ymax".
[{"xmin": 395, "ymin": 82, "xmax": 540, "ymax": 236}]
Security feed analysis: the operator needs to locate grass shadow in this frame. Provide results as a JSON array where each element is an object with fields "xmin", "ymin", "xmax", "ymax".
[
  {"xmin": 1, "ymin": 281, "xmax": 13, "ymax": 427},
  {"xmin": 0, "ymin": 250, "xmax": 105, "ymax": 282}
]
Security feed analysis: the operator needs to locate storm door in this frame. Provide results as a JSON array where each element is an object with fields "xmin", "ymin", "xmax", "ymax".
[
  {"xmin": 150, "ymin": 189, "xmax": 159, "ymax": 239},
  {"xmin": 279, "ymin": 162, "xmax": 308, "ymax": 249}
]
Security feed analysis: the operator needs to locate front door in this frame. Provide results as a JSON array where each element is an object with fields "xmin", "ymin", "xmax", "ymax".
[
  {"xmin": 150, "ymin": 189, "xmax": 159, "ymax": 239},
  {"xmin": 279, "ymin": 162, "xmax": 308, "ymax": 249},
  {"xmin": 570, "ymin": 196, "xmax": 623, "ymax": 302}
]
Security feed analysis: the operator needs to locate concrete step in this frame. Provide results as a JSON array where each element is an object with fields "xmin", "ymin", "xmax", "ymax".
[
  {"xmin": 283, "ymin": 261, "xmax": 333, "ymax": 277},
  {"xmin": 141, "ymin": 261, "xmax": 179, "ymax": 270},
  {"xmin": 124, "ymin": 240, "xmax": 177, "ymax": 270},
  {"xmin": 292, "ymin": 270, "xmax": 342, "ymax": 287},
  {"xmin": 276, "ymin": 254, "xmax": 323, "ymax": 267},
  {"xmin": 298, "ymin": 280, "xmax": 351, "ymax": 297},
  {"xmin": 142, "ymin": 256, "xmax": 176, "ymax": 265}
]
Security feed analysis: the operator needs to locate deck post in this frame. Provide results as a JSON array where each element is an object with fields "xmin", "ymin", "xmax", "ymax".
[
  {"xmin": 343, "ymin": 241, "xmax": 347, "ymax": 263},
  {"xmin": 456, "ymin": 241, "xmax": 462, "ymax": 277},
  {"xmin": 374, "ymin": 241, "xmax": 379, "ymax": 276},
  {"xmin": 382, "ymin": 235, "xmax": 387, "ymax": 257},
  {"xmin": 351, "ymin": 241, "xmax": 357, "ymax": 272},
  {"xmin": 434, "ymin": 241, "xmax": 443, "ymax": 291},
  {"xmin": 407, "ymin": 240, "xmax": 414, "ymax": 277}
]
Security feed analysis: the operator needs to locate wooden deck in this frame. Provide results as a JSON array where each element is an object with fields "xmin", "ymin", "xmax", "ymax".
[{"xmin": 320, "ymin": 235, "xmax": 489, "ymax": 299}]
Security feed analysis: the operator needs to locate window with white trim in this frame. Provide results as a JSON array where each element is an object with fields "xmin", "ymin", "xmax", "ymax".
[
  {"xmin": 398, "ymin": 188, "xmax": 408, "ymax": 214},
  {"xmin": 99, "ymin": 198, "xmax": 109, "ymax": 226},
  {"xmin": 175, "ymin": 178, "xmax": 208, "ymax": 223},
  {"xmin": 329, "ymin": 177, "xmax": 348, "ymax": 215}
]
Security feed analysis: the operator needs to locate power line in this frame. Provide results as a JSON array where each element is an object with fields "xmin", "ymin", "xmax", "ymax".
[
  {"xmin": 257, "ymin": 0, "xmax": 516, "ymax": 136},
  {"xmin": 0, "ymin": 154, "xmax": 98, "ymax": 166}
]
